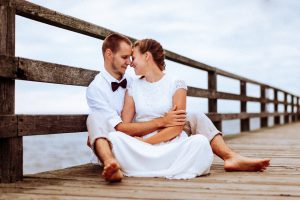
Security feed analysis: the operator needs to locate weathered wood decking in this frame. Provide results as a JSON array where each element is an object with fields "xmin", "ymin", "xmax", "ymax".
[{"xmin": 1, "ymin": 123, "xmax": 299, "ymax": 200}]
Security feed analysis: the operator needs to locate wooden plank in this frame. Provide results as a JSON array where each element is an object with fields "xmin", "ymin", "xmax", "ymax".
[
  {"xmin": 0, "ymin": 55, "xmax": 99, "ymax": 86},
  {"xmin": 273, "ymin": 89, "xmax": 280, "ymax": 125},
  {"xmin": 0, "ymin": 112, "xmax": 284, "ymax": 137},
  {"xmin": 0, "ymin": 55, "xmax": 17, "ymax": 79},
  {"xmin": 240, "ymin": 81, "xmax": 249, "ymax": 132},
  {"xmin": 0, "ymin": 1, "xmax": 15, "ymax": 54},
  {"xmin": 0, "ymin": 112, "xmax": 292, "ymax": 137},
  {"xmin": 297, "ymin": 97, "xmax": 300, "ymax": 121},
  {"xmin": 284, "ymin": 93, "xmax": 289, "ymax": 123},
  {"xmin": 18, "ymin": 115, "xmax": 88, "ymax": 136},
  {"xmin": 0, "ymin": 115, "xmax": 17, "ymax": 138},
  {"xmin": 187, "ymin": 86, "xmax": 262, "ymax": 102},
  {"xmin": 0, "ymin": 137, "xmax": 23, "ymax": 183},
  {"xmin": 208, "ymin": 71, "xmax": 221, "ymax": 130},
  {"xmin": 207, "ymin": 112, "xmax": 287, "ymax": 121},
  {"xmin": 266, "ymin": 98, "xmax": 294, "ymax": 106},
  {"xmin": 0, "ymin": 78, "xmax": 14, "ymax": 114},
  {"xmin": 187, "ymin": 86, "xmax": 210, "ymax": 98},
  {"xmin": 17, "ymin": 57, "xmax": 98, "ymax": 86},
  {"xmin": 0, "ymin": 0, "xmax": 22, "ymax": 183},
  {"xmin": 291, "ymin": 95, "xmax": 296, "ymax": 122},
  {"xmin": 14, "ymin": 0, "xmax": 115, "ymax": 41},
  {"xmin": 1, "ymin": 123, "xmax": 300, "ymax": 199},
  {"xmin": 260, "ymin": 85, "xmax": 268, "ymax": 127},
  {"xmin": 216, "ymin": 91, "xmax": 261, "ymax": 102}
]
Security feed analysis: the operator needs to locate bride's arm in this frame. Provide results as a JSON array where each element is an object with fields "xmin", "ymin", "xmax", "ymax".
[
  {"xmin": 121, "ymin": 90, "xmax": 135, "ymax": 123},
  {"xmin": 142, "ymin": 88, "xmax": 187, "ymax": 144},
  {"xmin": 117, "ymin": 91, "xmax": 185, "ymax": 137}
]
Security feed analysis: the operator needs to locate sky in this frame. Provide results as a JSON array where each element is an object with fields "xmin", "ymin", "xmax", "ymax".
[{"xmin": 15, "ymin": 0, "xmax": 300, "ymax": 115}]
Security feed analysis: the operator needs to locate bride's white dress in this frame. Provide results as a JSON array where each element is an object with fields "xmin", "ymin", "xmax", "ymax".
[{"xmin": 108, "ymin": 74, "xmax": 213, "ymax": 179}]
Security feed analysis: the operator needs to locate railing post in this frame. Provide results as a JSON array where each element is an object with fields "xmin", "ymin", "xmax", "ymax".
[
  {"xmin": 240, "ymin": 81, "xmax": 249, "ymax": 132},
  {"xmin": 208, "ymin": 71, "xmax": 222, "ymax": 131},
  {"xmin": 260, "ymin": 86, "xmax": 268, "ymax": 128},
  {"xmin": 291, "ymin": 95, "xmax": 295, "ymax": 122},
  {"xmin": 273, "ymin": 89, "xmax": 280, "ymax": 125},
  {"xmin": 284, "ymin": 93, "xmax": 289, "ymax": 124},
  {"xmin": 0, "ymin": 0, "xmax": 22, "ymax": 183},
  {"xmin": 297, "ymin": 97, "xmax": 300, "ymax": 121}
]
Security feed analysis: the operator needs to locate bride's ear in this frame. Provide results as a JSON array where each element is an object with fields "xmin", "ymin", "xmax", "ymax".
[{"xmin": 145, "ymin": 51, "xmax": 151, "ymax": 61}]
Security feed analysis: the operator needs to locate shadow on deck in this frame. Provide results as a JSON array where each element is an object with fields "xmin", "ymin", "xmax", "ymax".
[{"xmin": 1, "ymin": 123, "xmax": 300, "ymax": 200}]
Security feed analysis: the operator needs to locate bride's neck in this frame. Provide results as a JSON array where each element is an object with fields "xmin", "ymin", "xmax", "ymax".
[{"xmin": 144, "ymin": 65, "xmax": 164, "ymax": 83}]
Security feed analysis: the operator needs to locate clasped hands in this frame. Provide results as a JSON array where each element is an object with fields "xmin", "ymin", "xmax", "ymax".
[{"xmin": 135, "ymin": 105, "xmax": 186, "ymax": 142}]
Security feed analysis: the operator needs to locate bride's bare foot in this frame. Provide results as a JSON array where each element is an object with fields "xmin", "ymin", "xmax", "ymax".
[
  {"xmin": 224, "ymin": 153, "xmax": 270, "ymax": 172},
  {"xmin": 102, "ymin": 159, "xmax": 123, "ymax": 182}
]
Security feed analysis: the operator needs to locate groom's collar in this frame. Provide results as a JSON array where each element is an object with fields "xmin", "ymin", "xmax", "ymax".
[{"xmin": 101, "ymin": 68, "xmax": 126, "ymax": 84}]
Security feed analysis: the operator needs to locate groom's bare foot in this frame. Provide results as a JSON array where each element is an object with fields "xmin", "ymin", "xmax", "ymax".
[
  {"xmin": 224, "ymin": 153, "xmax": 270, "ymax": 172},
  {"xmin": 102, "ymin": 159, "xmax": 123, "ymax": 182}
]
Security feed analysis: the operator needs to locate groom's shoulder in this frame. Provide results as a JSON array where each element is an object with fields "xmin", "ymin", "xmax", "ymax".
[{"xmin": 88, "ymin": 73, "xmax": 104, "ymax": 88}]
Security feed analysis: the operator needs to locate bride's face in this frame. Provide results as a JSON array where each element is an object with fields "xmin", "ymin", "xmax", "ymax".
[{"xmin": 131, "ymin": 47, "xmax": 147, "ymax": 76}]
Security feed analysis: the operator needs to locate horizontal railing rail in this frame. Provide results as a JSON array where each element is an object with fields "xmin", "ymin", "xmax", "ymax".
[{"xmin": 0, "ymin": 112, "xmax": 295, "ymax": 139}]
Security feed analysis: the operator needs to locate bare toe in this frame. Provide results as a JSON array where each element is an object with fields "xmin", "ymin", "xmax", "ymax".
[
  {"xmin": 108, "ymin": 169, "xmax": 124, "ymax": 182},
  {"xmin": 102, "ymin": 160, "xmax": 122, "ymax": 181}
]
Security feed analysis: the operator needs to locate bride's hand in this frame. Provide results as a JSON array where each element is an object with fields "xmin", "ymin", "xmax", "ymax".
[{"xmin": 163, "ymin": 105, "xmax": 186, "ymax": 127}]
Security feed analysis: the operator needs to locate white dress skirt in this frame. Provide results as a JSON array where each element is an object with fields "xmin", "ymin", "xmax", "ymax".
[{"xmin": 108, "ymin": 74, "xmax": 214, "ymax": 179}]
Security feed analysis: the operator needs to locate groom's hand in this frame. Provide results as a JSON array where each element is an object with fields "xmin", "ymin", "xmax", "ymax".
[{"xmin": 162, "ymin": 105, "xmax": 186, "ymax": 127}]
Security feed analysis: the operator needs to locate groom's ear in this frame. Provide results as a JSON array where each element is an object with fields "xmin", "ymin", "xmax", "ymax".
[{"xmin": 105, "ymin": 49, "xmax": 113, "ymax": 60}]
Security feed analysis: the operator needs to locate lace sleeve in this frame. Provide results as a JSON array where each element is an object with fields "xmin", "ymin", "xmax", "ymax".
[
  {"xmin": 174, "ymin": 79, "xmax": 187, "ymax": 92},
  {"xmin": 127, "ymin": 80, "xmax": 134, "ymax": 97}
]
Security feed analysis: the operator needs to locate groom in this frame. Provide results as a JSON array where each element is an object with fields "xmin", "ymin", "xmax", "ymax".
[{"xmin": 86, "ymin": 33, "xmax": 270, "ymax": 182}]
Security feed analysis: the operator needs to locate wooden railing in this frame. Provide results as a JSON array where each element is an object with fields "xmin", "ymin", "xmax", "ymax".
[{"xmin": 0, "ymin": 0, "xmax": 299, "ymax": 183}]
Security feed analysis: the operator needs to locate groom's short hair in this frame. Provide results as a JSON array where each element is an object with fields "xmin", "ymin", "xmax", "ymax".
[{"xmin": 102, "ymin": 33, "xmax": 132, "ymax": 56}]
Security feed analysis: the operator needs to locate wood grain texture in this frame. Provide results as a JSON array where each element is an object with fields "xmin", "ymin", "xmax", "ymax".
[
  {"xmin": 240, "ymin": 81, "xmax": 250, "ymax": 132},
  {"xmin": 0, "ymin": 115, "xmax": 17, "ymax": 138},
  {"xmin": 17, "ymin": 57, "xmax": 98, "ymax": 86},
  {"xmin": 0, "ymin": 0, "xmax": 22, "ymax": 183},
  {"xmin": 1, "ymin": 122, "xmax": 300, "ymax": 199},
  {"xmin": 18, "ymin": 115, "xmax": 88, "ymax": 136},
  {"xmin": 0, "ymin": 113, "xmax": 295, "ymax": 137}
]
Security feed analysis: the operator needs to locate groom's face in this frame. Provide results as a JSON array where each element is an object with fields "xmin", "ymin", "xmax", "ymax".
[{"xmin": 111, "ymin": 41, "xmax": 132, "ymax": 77}]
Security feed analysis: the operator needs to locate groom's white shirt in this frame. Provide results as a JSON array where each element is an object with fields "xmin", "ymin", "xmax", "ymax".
[{"xmin": 86, "ymin": 69, "xmax": 133, "ymax": 129}]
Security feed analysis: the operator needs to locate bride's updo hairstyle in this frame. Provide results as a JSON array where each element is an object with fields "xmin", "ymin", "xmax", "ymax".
[{"xmin": 133, "ymin": 39, "xmax": 166, "ymax": 71}]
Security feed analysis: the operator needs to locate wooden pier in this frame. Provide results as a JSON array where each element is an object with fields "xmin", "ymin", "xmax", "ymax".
[
  {"xmin": 1, "ymin": 0, "xmax": 300, "ymax": 199},
  {"xmin": 1, "ymin": 122, "xmax": 300, "ymax": 199}
]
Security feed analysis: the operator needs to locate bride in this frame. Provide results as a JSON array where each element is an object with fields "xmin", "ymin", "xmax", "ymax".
[{"xmin": 107, "ymin": 39, "xmax": 213, "ymax": 179}]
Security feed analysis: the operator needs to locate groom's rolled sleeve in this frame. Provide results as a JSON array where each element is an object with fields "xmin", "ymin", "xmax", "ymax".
[
  {"xmin": 86, "ymin": 87, "xmax": 123, "ymax": 149},
  {"xmin": 108, "ymin": 116, "xmax": 122, "ymax": 129}
]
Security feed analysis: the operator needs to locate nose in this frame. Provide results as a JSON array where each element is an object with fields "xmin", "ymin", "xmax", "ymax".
[
  {"xmin": 125, "ymin": 58, "xmax": 131, "ymax": 65},
  {"xmin": 130, "ymin": 60, "xmax": 135, "ymax": 68}
]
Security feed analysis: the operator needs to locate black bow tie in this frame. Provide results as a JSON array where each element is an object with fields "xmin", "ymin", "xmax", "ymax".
[{"xmin": 111, "ymin": 78, "xmax": 127, "ymax": 92}]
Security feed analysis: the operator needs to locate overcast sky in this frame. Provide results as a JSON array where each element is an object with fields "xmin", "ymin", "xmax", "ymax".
[{"xmin": 15, "ymin": 0, "xmax": 300, "ymax": 115}]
